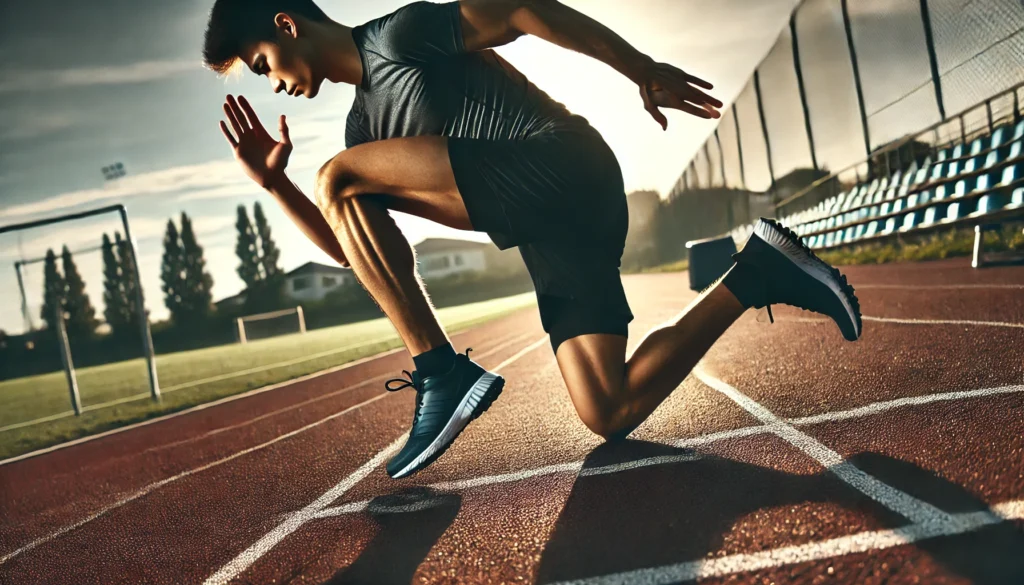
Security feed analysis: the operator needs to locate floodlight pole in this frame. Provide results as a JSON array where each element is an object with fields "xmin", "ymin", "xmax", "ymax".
[{"xmin": 118, "ymin": 206, "xmax": 161, "ymax": 402}]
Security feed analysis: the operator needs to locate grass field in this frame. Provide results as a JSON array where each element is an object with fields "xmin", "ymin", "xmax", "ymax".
[{"xmin": 0, "ymin": 293, "xmax": 537, "ymax": 460}]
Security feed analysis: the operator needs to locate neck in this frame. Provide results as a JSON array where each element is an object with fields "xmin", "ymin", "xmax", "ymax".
[{"xmin": 314, "ymin": 19, "xmax": 363, "ymax": 86}]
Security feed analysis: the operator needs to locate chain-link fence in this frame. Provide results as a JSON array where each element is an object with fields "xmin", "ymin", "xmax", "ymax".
[{"xmin": 673, "ymin": 0, "xmax": 1024, "ymax": 225}]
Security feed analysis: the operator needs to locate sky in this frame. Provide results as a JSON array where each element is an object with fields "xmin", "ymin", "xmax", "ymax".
[{"xmin": 0, "ymin": 0, "xmax": 800, "ymax": 334}]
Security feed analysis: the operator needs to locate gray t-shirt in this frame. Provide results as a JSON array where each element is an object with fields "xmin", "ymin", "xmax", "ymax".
[{"xmin": 345, "ymin": 0, "xmax": 586, "ymax": 149}]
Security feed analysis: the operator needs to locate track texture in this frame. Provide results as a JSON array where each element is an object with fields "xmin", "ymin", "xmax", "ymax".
[{"xmin": 1, "ymin": 257, "xmax": 1022, "ymax": 584}]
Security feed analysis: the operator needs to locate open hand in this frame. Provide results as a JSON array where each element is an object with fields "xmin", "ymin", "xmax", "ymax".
[
  {"xmin": 638, "ymin": 62, "xmax": 723, "ymax": 130},
  {"xmin": 219, "ymin": 94, "xmax": 292, "ymax": 190}
]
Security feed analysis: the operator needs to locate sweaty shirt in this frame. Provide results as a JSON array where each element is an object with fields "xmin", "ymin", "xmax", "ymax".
[{"xmin": 344, "ymin": 0, "xmax": 587, "ymax": 149}]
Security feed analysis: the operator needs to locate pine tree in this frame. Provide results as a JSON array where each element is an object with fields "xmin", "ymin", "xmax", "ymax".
[
  {"xmin": 60, "ymin": 246, "xmax": 98, "ymax": 338},
  {"xmin": 116, "ymin": 232, "xmax": 141, "ymax": 333},
  {"xmin": 179, "ymin": 212, "xmax": 214, "ymax": 322},
  {"xmin": 235, "ymin": 205, "xmax": 262, "ymax": 288},
  {"xmin": 40, "ymin": 249, "xmax": 65, "ymax": 333},
  {"xmin": 102, "ymin": 233, "xmax": 131, "ymax": 338},
  {"xmin": 161, "ymin": 218, "xmax": 186, "ymax": 323},
  {"xmin": 253, "ymin": 202, "xmax": 281, "ymax": 279}
]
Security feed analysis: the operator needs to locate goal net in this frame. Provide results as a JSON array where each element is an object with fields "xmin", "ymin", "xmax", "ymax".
[
  {"xmin": 237, "ymin": 306, "xmax": 307, "ymax": 344},
  {"xmin": 0, "ymin": 204, "xmax": 160, "ymax": 425}
]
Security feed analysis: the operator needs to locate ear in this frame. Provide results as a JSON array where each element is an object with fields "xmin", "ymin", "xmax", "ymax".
[{"xmin": 273, "ymin": 13, "xmax": 299, "ymax": 39}]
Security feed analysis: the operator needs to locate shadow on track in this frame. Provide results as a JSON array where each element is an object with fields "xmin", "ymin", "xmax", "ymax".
[
  {"xmin": 323, "ymin": 488, "xmax": 461, "ymax": 585},
  {"xmin": 535, "ymin": 440, "xmax": 1024, "ymax": 584}
]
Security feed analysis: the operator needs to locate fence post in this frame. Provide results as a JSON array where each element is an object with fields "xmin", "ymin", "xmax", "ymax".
[
  {"xmin": 56, "ymin": 305, "xmax": 82, "ymax": 416},
  {"xmin": 789, "ymin": 14, "xmax": 818, "ymax": 170},
  {"xmin": 753, "ymin": 70, "xmax": 777, "ymax": 198},
  {"xmin": 841, "ymin": 0, "xmax": 872, "ymax": 157},
  {"xmin": 733, "ymin": 105, "xmax": 747, "ymax": 189},
  {"xmin": 714, "ymin": 129, "xmax": 727, "ymax": 186},
  {"xmin": 704, "ymin": 143, "xmax": 714, "ymax": 188},
  {"xmin": 919, "ymin": 0, "xmax": 947, "ymax": 120},
  {"xmin": 118, "ymin": 206, "xmax": 160, "ymax": 402}
]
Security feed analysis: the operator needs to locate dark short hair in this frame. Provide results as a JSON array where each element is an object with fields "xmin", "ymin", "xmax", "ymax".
[{"xmin": 203, "ymin": 0, "xmax": 330, "ymax": 75}]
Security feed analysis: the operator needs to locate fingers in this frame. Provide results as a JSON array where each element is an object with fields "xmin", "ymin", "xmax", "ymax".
[
  {"xmin": 223, "ymin": 101, "xmax": 245, "ymax": 138},
  {"xmin": 677, "ymin": 102, "xmax": 715, "ymax": 119},
  {"xmin": 640, "ymin": 85, "xmax": 668, "ymax": 130},
  {"xmin": 237, "ymin": 95, "xmax": 266, "ymax": 134},
  {"xmin": 219, "ymin": 121, "xmax": 238, "ymax": 148},
  {"xmin": 226, "ymin": 95, "xmax": 252, "ymax": 131},
  {"xmin": 279, "ymin": 115, "xmax": 291, "ymax": 145},
  {"xmin": 687, "ymin": 73, "xmax": 714, "ymax": 90}
]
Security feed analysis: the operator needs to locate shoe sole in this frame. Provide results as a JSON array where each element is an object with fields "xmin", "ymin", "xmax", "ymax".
[
  {"xmin": 754, "ymin": 218, "xmax": 863, "ymax": 341},
  {"xmin": 390, "ymin": 371, "xmax": 505, "ymax": 479}
]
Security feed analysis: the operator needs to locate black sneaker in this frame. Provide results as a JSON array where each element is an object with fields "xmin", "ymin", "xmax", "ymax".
[
  {"xmin": 725, "ymin": 217, "xmax": 862, "ymax": 341},
  {"xmin": 384, "ymin": 348, "xmax": 504, "ymax": 479}
]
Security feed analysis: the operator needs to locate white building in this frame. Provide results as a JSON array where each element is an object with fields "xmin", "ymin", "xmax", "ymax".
[
  {"xmin": 284, "ymin": 262, "xmax": 357, "ymax": 302},
  {"xmin": 413, "ymin": 238, "xmax": 489, "ymax": 280}
]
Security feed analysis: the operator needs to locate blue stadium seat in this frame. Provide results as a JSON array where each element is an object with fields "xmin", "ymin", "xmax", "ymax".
[
  {"xmin": 920, "ymin": 203, "xmax": 946, "ymax": 226},
  {"xmin": 825, "ymin": 231, "xmax": 836, "ymax": 247},
  {"xmin": 969, "ymin": 193, "xmax": 1006, "ymax": 218},
  {"xmin": 1015, "ymin": 119, "xmax": 1024, "ymax": 141},
  {"xmin": 897, "ymin": 182, "xmax": 911, "ymax": 197},
  {"xmin": 984, "ymin": 150, "xmax": 998, "ymax": 169},
  {"xmin": 879, "ymin": 201, "xmax": 891, "ymax": 215},
  {"xmin": 864, "ymin": 220, "xmax": 879, "ymax": 238},
  {"xmin": 951, "ymin": 144, "xmax": 964, "ymax": 159},
  {"xmin": 843, "ymin": 226, "xmax": 855, "ymax": 242},
  {"xmin": 937, "ymin": 147, "xmax": 949, "ymax": 162},
  {"xmin": 969, "ymin": 137, "xmax": 984, "ymax": 156},
  {"xmin": 963, "ymin": 157, "xmax": 978, "ymax": 174},
  {"xmin": 853, "ymin": 223, "xmax": 866, "ymax": 240},
  {"xmin": 892, "ymin": 198, "xmax": 906, "ymax": 214},
  {"xmin": 880, "ymin": 217, "xmax": 898, "ymax": 235},
  {"xmin": 907, "ymin": 193, "xmax": 920, "ymax": 208},
  {"xmin": 917, "ymin": 188, "xmax": 933, "ymax": 206},
  {"xmin": 934, "ymin": 184, "xmax": 949, "ymax": 200},
  {"xmin": 932, "ymin": 162, "xmax": 947, "ymax": 181},
  {"xmin": 1008, "ymin": 188, "xmax": 1024, "ymax": 209},
  {"xmin": 998, "ymin": 164, "xmax": 1020, "ymax": 186},
  {"xmin": 942, "ymin": 200, "xmax": 974, "ymax": 223},
  {"xmin": 989, "ymin": 126, "xmax": 1006, "ymax": 148},
  {"xmin": 953, "ymin": 177, "xmax": 975, "ymax": 197},
  {"xmin": 869, "ymin": 205, "xmax": 880, "ymax": 217},
  {"xmin": 899, "ymin": 210, "xmax": 921, "ymax": 232},
  {"xmin": 1007, "ymin": 140, "xmax": 1022, "ymax": 161}
]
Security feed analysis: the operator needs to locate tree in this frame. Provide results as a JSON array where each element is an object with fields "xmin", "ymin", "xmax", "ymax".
[
  {"xmin": 102, "ymin": 233, "xmax": 132, "ymax": 338},
  {"xmin": 161, "ymin": 218, "xmax": 186, "ymax": 323},
  {"xmin": 60, "ymin": 245, "xmax": 98, "ymax": 338},
  {"xmin": 235, "ymin": 205, "xmax": 262, "ymax": 288},
  {"xmin": 40, "ymin": 249, "xmax": 65, "ymax": 333},
  {"xmin": 178, "ymin": 212, "xmax": 214, "ymax": 322},
  {"xmin": 253, "ymin": 202, "xmax": 282, "ymax": 280},
  {"xmin": 116, "ymin": 232, "xmax": 141, "ymax": 333}
]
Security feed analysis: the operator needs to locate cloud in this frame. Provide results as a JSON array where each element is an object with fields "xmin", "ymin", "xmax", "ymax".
[
  {"xmin": 0, "ymin": 112, "xmax": 80, "ymax": 141},
  {"xmin": 0, "ymin": 59, "xmax": 200, "ymax": 94}
]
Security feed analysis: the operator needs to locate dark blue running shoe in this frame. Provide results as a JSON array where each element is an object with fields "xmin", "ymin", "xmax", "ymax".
[
  {"xmin": 727, "ymin": 217, "xmax": 862, "ymax": 341},
  {"xmin": 385, "ymin": 348, "xmax": 504, "ymax": 479}
]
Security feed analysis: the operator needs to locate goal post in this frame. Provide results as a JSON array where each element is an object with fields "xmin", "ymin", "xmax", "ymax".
[
  {"xmin": 236, "ymin": 306, "xmax": 306, "ymax": 344},
  {"xmin": 0, "ymin": 203, "xmax": 160, "ymax": 403}
]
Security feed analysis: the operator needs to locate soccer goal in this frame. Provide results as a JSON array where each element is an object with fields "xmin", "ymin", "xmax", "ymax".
[
  {"xmin": 236, "ymin": 306, "xmax": 306, "ymax": 344},
  {"xmin": 0, "ymin": 204, "xmax": 160, "ymax": 408}
]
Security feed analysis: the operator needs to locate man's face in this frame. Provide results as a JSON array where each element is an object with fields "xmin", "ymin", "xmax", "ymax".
[{"xmin": 242, "ymin": 18, "xmax": 324, "ymax": 99}]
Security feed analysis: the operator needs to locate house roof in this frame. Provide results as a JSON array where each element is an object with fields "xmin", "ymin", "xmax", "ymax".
[
  {"xmin": 285, "ymin": 262, "xmax": 351, "ymax": 277},
  {"xmin": 413, "ymin": 237, "xmax": 489, "ymax": 255}
]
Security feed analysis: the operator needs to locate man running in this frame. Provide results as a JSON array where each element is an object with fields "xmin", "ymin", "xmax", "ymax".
[{"xmin": 204, "ymin": 0, "xmax": 861, "ymax": 479}]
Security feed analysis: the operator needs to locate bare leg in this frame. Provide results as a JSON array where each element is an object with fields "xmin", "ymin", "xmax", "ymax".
[
  {"xmin": 556, "ymin": 273, "xmax": 746, "ymax": 438},
  {"xmin": 313, "ymin": 137, "xmax": 475, "ymax": 356}
]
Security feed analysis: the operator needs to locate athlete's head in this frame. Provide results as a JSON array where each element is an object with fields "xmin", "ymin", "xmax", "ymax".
[{"xmin": 203, "ymin": 0, "xmax": 331, "ymax": 98}]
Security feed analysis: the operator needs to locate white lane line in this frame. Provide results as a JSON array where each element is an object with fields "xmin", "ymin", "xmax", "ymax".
[
  {"xmin": 314, "ymin": 451, "xmax": 707, "ymax": 520},
  {"xmin": 202, "ymin": 335, "xmax": 551, "ymax": 585},
  {"xmin": 142, "ymin": 331, "xmax": 538, "ymax": 456},
  {"xmin": 295, "ymin": 382, "xmax": 1022, "ymax": 522},
  {"xmin": 862, "ymin": 316, "xmax": 1024, "ymax": 329},
  {"xmin": 693, "ymin": 368, "xmax": 952, "ymax": 525},
  {"xmin": 789, "ymin": 384, "xmax": 1024, "ymax": 426},
  {"xmin": 0, "ymin": 346, "xmax": 408, "ymax": 465},
  {"xmin": 855, "ymin": 284, "xmax": 1024, "ymax": 290},
  {"xmin": 790, "ymin": 316, "xmax": 1024, "ymax": 329},
  {"xmin": 549, "ymin": 499, "xmax": 1024, "ymax": 585},
  {"xmin": 0, "ymin": 393, "xmax": 390, "ymax": 567}
]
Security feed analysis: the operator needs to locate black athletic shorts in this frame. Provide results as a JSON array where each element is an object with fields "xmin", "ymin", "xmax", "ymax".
[{"xmin": 448, "ymin": 122, "xmax": 634, "ymax": 354}]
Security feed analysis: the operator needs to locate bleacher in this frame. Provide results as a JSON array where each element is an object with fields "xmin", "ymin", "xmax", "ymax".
[{"xmin": 731, "ymin": 118, "xmax": 1024, "ymax": 250}]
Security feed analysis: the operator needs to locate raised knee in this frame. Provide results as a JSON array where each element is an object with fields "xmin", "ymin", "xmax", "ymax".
[
  {"xmin": 577, "ymin": 405, "xmax": 633, "ymax": 442},
  {"xmin": 314, "ymin": 159, "xmax": 359, "ymax": 211}
]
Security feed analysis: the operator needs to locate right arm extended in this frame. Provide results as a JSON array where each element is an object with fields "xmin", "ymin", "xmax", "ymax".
[{"xmin": 219, "ymin": 94, "xmax": 350, "ymax": 267}]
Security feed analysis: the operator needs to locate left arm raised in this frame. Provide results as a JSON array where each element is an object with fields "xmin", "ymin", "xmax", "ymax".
[{"xmin": 458, "ymin": 0, "xmax": 724, "ymax": 128}]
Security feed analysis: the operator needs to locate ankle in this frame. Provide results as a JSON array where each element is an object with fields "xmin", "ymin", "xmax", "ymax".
[
  {"xmin": 412, "ymin": 342, "xmax": 457, "ymax": 377},
  {"xmin": 721, "ymin": 261, "xmax": 767, "ymax": 309}
]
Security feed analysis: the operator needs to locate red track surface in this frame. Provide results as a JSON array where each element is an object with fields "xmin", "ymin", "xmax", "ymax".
[{"xmin": 1, "ymin": 257, "xmax": 1023, "ymax": 585}]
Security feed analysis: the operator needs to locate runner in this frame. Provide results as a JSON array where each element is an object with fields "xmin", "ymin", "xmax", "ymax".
[{"xmin": 204, "ymin": 0, "xmax": 861, "ymax": 479}]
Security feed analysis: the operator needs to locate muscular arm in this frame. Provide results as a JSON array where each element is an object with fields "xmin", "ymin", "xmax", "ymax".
[{"xmin": 458, "ymin": 0, "xmax": 723, "ymax": 126}]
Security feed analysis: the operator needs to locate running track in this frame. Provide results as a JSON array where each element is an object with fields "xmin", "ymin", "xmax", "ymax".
[{"xmin": 1, "ymin": 257, "xmax": 1023, "ymax": 584}]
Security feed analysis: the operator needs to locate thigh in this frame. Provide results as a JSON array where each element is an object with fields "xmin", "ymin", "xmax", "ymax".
[{"xmin": 332, "ymin": 136, "xmax": 475, "ymax": 231}]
